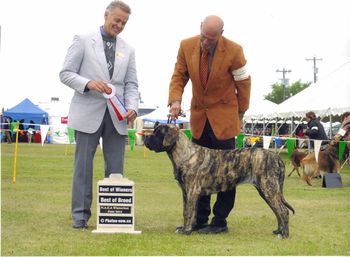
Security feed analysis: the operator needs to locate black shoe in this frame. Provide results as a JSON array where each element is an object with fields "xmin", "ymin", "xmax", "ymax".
[
  {"xmin": 192, "ymin": 222, "xmax": 209, "ymax": 231},
  {"xmin": 73, "ymin": 220, "xmax": 88, "ymax": 229},
  {"xmin": 198, "ymin": 225, "xmax": 228, "ymax": 234}
]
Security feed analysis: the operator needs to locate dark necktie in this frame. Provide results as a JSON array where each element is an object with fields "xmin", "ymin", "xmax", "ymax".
[{"xmin": 200, "ymin": 50, "xmax": 209, "ymax": 88}]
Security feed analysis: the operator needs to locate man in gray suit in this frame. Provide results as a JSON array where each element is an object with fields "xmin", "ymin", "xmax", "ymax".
[{"xmin": 59, "ymin": 0, "xmax": 139, "ymax": 229}]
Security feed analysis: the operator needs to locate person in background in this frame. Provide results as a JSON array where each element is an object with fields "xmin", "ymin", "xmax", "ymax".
[
  {"xmin": 295, "ymin": 124, "xmax": 306, "ymax": 148},
  {"xmin": 27, "ymin": 120, "xmax": 35, "ymax": 143},
  {"xmin": 10, "ymin": 119, "xmax": 17, "ymax": 141},
  {"xmin": 168, "ymin": 15, "xmax": 251, "ymax": 234},
  {"xmin": 339, "ymin": 112, "xmax": 350, "ymax": 164},
  {"xmin": 304, "ymin": 111, "xmax": 328, "ymax": 148},
  {"xmin": 2, "ymin": 116, "xmax": 12, "ymax": 144},
  {"xmin": 59, "ymin": 0, "xmax": 139, "ymax": 229},
  {"xmin": 18, "ymin": 119, "xmax": 26, "ymax": 142},
  {"xmin": 304, "ymin": 111, "xmax": 328, "ymax": 179}
]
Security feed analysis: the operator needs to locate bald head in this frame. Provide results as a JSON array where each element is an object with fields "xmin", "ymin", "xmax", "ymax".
[
  {"xmin": 200, "ymin": 15, "xmax": 224, "ymax": 50},
  {"xmin": 202, "ymin": 15, "xmax": 224, "ymax": 34}
]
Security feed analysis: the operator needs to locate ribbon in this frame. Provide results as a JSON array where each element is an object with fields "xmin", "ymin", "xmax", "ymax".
[
  {"xmin": 109, "ymin": 97, "xmax": 127, "ymax": 121},
  {"xmin": 103, "ymin": 84, "xmax": 127, "ymax": 121}
]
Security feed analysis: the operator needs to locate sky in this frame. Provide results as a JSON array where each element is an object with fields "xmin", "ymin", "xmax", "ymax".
[{"xmin": 0, "ymin": 0, "xmax": 350, "ymax": 112}]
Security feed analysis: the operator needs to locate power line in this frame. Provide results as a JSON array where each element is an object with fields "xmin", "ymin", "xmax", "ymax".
[
  {"xmin": 276, "ymin": 68, "xmax": 292, "ymax": 100},
  {"xmin": 305, "ymin": 56, "xmax": 323, "ymax": 83}
]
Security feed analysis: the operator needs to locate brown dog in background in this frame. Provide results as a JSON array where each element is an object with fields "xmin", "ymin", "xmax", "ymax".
[
  {"xmin": 289, "ymin": 113, "xmax": 350, "ymax": 186},
  {"xmin": 301, "ymin": 145, "xmax": 340, "ymax": 186},
  {"xmin": 288, "ymin": 146, "xmax": 340, "ymax": 186},
  {"xmin": 288, "ymin": 149, "xmax": 307, "ymax": 177}
]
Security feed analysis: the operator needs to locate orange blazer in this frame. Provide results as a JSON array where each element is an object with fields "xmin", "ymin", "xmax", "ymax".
[{"xmin": 168, "ymin": 35, "xmax": 251, "ymax": 140}]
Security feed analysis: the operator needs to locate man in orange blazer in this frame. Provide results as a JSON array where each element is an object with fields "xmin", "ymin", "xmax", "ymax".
[{"xmin": 168, "ymin": 15, "xmax": 251, "ymax": 234}]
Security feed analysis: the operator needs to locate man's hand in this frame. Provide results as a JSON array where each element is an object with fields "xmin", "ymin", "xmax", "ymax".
[
  {"xmin": 124, "ymin": 109, "xmax": 137, "ymax": 124},
  {"xmin": 169, "ymin": 101, "xmax": 181, "ymax": 121},
  {"xmin": 86, "ymin": 80, "xmax": 110, "ymax": 93}
]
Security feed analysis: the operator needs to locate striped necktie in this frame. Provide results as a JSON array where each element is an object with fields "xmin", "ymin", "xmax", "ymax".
[{"xmin": 200, "ymin": 50, "xmax": 209, "ymax": 88}]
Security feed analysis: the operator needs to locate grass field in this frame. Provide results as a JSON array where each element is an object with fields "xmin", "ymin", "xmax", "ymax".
[{"xmin": 1, "ymin": 143, "xmax": 350, "ymax": 256}]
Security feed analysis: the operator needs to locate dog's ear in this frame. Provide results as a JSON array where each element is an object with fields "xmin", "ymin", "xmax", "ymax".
[{"xmin": 163, "ymin": 125, "xmax": 179, "ymax": 147}]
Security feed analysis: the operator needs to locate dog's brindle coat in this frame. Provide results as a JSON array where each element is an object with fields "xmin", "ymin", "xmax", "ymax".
[{"xmin": 144, "ymin": 124, "xmax": 295, "ymax": 238}]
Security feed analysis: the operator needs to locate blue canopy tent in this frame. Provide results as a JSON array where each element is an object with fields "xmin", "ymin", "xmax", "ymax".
[{"xmin": 4, "ymin": 98, "xmax": 49, "ymax": 128}]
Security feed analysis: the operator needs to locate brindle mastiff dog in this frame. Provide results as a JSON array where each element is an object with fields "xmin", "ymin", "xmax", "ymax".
[{"xmin": 144, "ymin": 124, "xmax": 295, "ymax": 239}]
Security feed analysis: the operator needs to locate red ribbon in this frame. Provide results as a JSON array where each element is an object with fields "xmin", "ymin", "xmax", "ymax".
[{"xmin": 109, "ymin": 98, "xmax": 124, "ymax": 121}]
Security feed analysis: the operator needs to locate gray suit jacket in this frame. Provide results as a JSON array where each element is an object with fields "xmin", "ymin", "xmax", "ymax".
[{"xmin": 59, "ymin": 30, "xmax": 139, "ymax": 135}]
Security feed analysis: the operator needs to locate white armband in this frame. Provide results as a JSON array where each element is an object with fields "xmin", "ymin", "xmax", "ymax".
[
  {"xmin": 337, "ymin": 128, "xmax": 346, "ymax": 136},
  {"xmin": 232, "ymin": 65, "xmax": 249, "ymax": 81}
]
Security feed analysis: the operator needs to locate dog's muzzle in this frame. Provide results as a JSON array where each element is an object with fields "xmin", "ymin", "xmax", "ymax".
[
  {"xmin": 144, "ymin": 135, "xmax": 163, "ymax": 153},
  {"xmin": 144, "ymin": 134, "xmax": 176, "ymax": 153}
]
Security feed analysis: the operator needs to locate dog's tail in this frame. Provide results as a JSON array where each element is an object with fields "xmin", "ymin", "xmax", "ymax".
[
  {"xmin": 282, "ymin": 197, "xmax": 295, "ymax": 215},
  {"xmin": 278, "ymin": 157, "xmax": 296, "ymax": 215}
]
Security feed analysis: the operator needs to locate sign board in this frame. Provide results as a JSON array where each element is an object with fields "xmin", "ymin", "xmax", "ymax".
[
  {"xmin": 92, "ymin": 174, "xmax": 141, "ymax": 234},
  {"xmin": 322, "ymin": 173, "xmax": 343, "ymax": 188}
]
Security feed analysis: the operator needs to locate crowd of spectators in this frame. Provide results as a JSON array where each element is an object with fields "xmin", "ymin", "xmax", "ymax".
[{"xmin": 0, "ymin": 115, "xmax": 41, "ymax": 143}]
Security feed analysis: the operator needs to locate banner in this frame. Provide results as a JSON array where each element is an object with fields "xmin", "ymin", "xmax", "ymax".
[
  {"xmin": 61, "ymin": 116, "xmax": 68, "ymax": 124},
  {"xmin": 128, "ymin": 130, "xmax": 136, "ymax": 151},
  {"xmin": 286, "ymin": 138, "xmax": 296, "ymax": 159},
  {"xmin": 263, "ymin": 136, "xmax": 272, "ymax": 150},
  {"xmin": 338, "ymin": 141, "xmax": 347, "ymax": 161},
  {"xmin": 67, "ymin": 127, "xmax": 75, "ymax": 144},
  {"xmin": 236, "ymin": 133, "xmax": 245, "ymax": 149},
  {"xmin": 40, "ymin": 125, "xmax": 50, "ymax": 146},
  {"xmin": 314, "ymin": 140, "xmax": 322, "ymax": 162}
]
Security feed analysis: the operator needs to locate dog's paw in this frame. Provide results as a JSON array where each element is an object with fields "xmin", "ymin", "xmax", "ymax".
[
  {"xmin": 272, "ymin": 229, "xmax": 280, "ymax": 235},
  {"xmin": 273, "ymin": 229, "xmax": 289, "ymax": 239},
  {"xmin": 175, "ymin": 226, "xmax": 192, "ymax": 235}
]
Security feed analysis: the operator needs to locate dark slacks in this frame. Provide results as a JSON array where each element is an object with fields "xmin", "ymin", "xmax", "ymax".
[
  {"xmin": 192, "ymin": 119, "xmax": 236, "ymax": 227},
  {"xmin": 72, "ymin": 109, "xmax": 126, "ymax": 223}
]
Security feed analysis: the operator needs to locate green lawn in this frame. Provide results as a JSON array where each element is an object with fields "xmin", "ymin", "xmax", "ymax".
[{"xmin": 1, "ymin": 143, "xmax": 350, "ymax": 256}]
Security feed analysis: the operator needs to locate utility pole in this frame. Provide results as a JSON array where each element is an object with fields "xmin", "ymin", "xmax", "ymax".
[
  {"xmin": 306, "ymin": 56, "xmax": 322, "ymax": 83},
  {"xmin": 276, "ymin": 68, "xmax": 292, "ymax": 101}
]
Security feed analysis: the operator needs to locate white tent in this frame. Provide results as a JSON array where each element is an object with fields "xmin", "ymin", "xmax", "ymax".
[
  {"xmin": 39, "ymin": 101, "xmax": 70, "ymax": 144},
  {"xmin": 277, "ymin": 61, "xmax": 350, "ymax": 118},
  {"xmin": 244, "ymin": 98, "xmax": 278, "ymax": 120}
]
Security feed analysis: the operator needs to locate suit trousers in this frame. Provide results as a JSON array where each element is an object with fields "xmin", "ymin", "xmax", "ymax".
[
  {"xmin": 192, "ymin": 119, "xmax": 236, "ymax": 227},
  {"xmin": 71, "ymin": 108, "xmax": 126, "ymax": 223}
]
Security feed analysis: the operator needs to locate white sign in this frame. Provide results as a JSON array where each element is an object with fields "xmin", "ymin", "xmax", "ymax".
[{"xmin": 92, "ymin": 174, "xmax": 141, "ymax": 234}]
